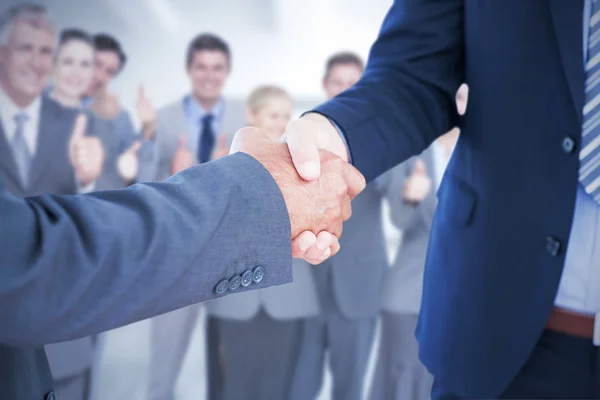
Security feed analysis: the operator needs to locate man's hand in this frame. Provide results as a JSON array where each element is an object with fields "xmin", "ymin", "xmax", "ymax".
[
  {"xmin": 403, "ymin": 159, "xmax": 432, "ymax": 203},
  {"xmin": 171, "ymin": 136, "xmax": 195, "ymax": 175},
  {"xmin": 231, "ymin": 127, "xmax": 365, "ymax": 264},
  {"xmin": 69, "ymin": 114, "xmax": 105, "ymax": 186},
  {"xmin": 211, "ymin": 135, "xmax": 229, "ymax": 160},
  {"xmin": 117, "ymin": 141, "xmax": 142, "ymax": 183},
  {"xmin": 283, "ymin": 113, "xmax": 349, "ymax": 181},
  {"xmin": 282, "ymin": 113, "xmax": 360, "ymax": 262},
  {"xmin": 136, "ymin": 84, "xmax": 156, "ymax": 141},
  {"xmin": 89, "ymin": 92, "xmax": 120, "ymax": 120}
]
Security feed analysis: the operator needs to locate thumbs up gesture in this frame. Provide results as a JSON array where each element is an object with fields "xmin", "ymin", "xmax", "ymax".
[
  {"xmin": 170, "ymin": 135, "xmax": 194, "ymax": 175},
  {"xmin": 211, "ymin": 134, "xmax": 230, "ymax": 160},
  {"xmin": 117, "ymin": 141, "xmax": 142, "ymax": 183},
  {"xmin": 69, "ymin": 113, "xmax": 105, "ymax": 186},
  {"xmin": 136, "ymin": 84, "xmax": 156, "ymax": 140},
  {"xmin": 403, "ymin": 159, "xmax": 432, "ymax": 203}
]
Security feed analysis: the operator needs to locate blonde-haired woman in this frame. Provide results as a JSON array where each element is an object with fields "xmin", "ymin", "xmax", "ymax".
[{"xmin": 206, "ymin": 85, "xmax": 320, "ymax": 400}]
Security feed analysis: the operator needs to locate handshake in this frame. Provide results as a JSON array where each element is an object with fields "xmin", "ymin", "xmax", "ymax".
[{"xmin": 230, "ymin": 113, "xmax": 366, "ymax": 265}]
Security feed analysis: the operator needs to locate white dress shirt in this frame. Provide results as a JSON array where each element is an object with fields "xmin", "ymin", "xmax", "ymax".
[
  {"xmin": 0, "ymin": 89, "xmax": 95, "ymax": 192},
  {"xmin": 432, "ymin": 141, "xmax": 452, "ymax": 191},
  {"xmin": 0, "ymin": 89, "xmax": 41, "ymax": 155}
]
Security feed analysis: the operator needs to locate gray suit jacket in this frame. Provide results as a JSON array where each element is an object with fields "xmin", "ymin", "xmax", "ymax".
[
  {"xmin": 0, "ymin": 138, "xmax": 293, "ymax": 400},
  {"xmin": 141, "ymin": 96, "xmax": 246, "ymax": 183},
  {"xmin": 315, "ymin": 182, "xmax": 389, "ymax": 319},
  {"xmin": 0, "ymin": 97, "xmax": 97, "ymax": 380},
  {"xmin": 207, "ymin": 259, "xmax": 319, "ymax": 320},
  {"xmin": 380, "ymin": 146, "xmax": 438, "ymax": 315}
]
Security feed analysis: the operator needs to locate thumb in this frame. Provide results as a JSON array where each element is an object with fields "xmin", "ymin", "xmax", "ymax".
[
  {"xmin": 138, "ymin": 84, "xmax": 146, "ymax": 102},
  {"xmin": 284, "ymin": 122, "xmax": 321, "ymax": 181},
  {"xmin": 177, "ymin": 135, "xmax": 188, "ymax": 150},
  {"xmin": 128, "ymin": 140, "xmax": 142, "ymax": 154},
  {"xmin": 414, "ymin": 159, "xmax": 427, "ymax": 175},
  {"xmin": 71, "ymin": 113, "xmax": 88, "ymax": 142},
  {"xmin": 217, "ymin": 134, "xmax": 228, "ymax": 149}
]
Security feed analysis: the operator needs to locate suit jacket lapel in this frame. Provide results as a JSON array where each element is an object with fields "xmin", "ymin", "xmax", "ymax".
[
  {"xmin": 29, "ymin": 96, "xmax": 62, "ymax": 189},
  {"xmin": 0, "ymin": 117, "xmax": 22, "ymax": 189},
  {"xmin": 549, "ymin": 0, "xmax": 585, "ymax": 125}
]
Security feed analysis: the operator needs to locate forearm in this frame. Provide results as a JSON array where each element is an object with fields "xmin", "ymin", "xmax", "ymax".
[{"xmin": 0, "ymin": 153, "xmax": 292, "ymax": 347}]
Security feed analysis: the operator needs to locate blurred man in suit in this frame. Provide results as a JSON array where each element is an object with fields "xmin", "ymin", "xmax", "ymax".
[
  {"xmin": 0, "ymin": 5, "xmax": 105, "ymax": 399},
  {"xmin": 206, "ymin": 85, "xmax": 324, "ymax": 400},
  {"xmin": 289, "ymin": 52, "xmax": 388, "ymax": 400},
  {"xmin": 370, "ymin": 84, "xmax": 467, "ymax": 400},
  {"xmin": 83, "ymin": 33, "xmax": 154, "ymax": 185},
  {"xmin": 144, "ymin": 33, "xmax": 246, "ymax": 400}
]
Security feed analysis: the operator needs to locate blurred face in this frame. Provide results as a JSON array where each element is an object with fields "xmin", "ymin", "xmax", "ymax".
[
  {"xmin": 187, "ymin": 50, "xmax": 230, "ymax": 104},
  {"xmin": 0, "ymin": 20, "xmax": 54, "ymax": 107},
  {"xmin": 84, "ymin": 50, "xmax": 121, "ymax": 97},
  {"xmin": 323, "ymin": 63, "xmax": 362, "ymax": 100},
  {"xmin": 247, "ymin": 95, "xmax": 292, "ymax": 140},
  {"xmin": 53, "ymin": 39, "xmax": 94, "ymax": 101}
]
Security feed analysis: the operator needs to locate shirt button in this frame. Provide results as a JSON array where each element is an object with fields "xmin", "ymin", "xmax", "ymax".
[
  {"xmin": 241, "ymin": 270, "xmax": 253, "ymax": 287},
  {"xmin": 229, "ymin": 275, "xmax": 242, "ymax": 291},
  {"xmin": 214, "ymin": 279, "xmax": 229, "ymax": 295},
  {"xmin": 545, "ymin": 236, "xmax": 561, "ymax": 257},
  {"xmin": 252, "ymin": 266, "xmax": 265, "ymax": 283},
  {"xmin": 562, "ymin": 137, "xmax": 575, "ymax": 154}
]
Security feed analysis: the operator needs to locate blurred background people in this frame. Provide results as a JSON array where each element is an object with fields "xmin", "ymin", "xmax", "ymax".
[
  {"xmin": 0, "ymin": 5, "xmax": 104, "ymax": 400},
  {"xmin": 145, "ymin": 32, "xmax": 246, "ymax": 400},
  {"xmin": 289, "ymin": 52, "xmax": 389, "ymax": 400},
  {"xmin": 369, "ymin": 84, "xmax": 468, "ymax": 400},
  {"xmin": 205, "ymin": 85, "xmax": 318, "ymax": 400}
]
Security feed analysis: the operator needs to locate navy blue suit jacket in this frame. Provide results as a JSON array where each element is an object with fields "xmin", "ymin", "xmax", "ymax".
[{"xmin": 314, "ymin": 0, "xmax": 583, "ymax": 397}]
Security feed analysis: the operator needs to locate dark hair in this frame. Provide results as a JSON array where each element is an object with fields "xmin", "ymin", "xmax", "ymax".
[
  {"xmin": 186, "ymin": 33, "xmax": 231, "ymax": 67},
  {"xmin": 93, "ymin": 33, "xmax": 127, "ymax": 71},
  {"xmin": 324, "ymin": 51, "xmax": 365, "ymax": 80},
  {"xmin": 59, "ymin": 28, "xmax": 92, "ymax": 47}
]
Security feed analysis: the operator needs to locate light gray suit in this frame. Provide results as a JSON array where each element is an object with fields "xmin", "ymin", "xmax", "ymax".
[
  {"xmin": 290, "ymin": 183, "xmax": 389, "ymax": 400},
  {"xmin": 370, "ymin": 146, "xmax": 438, "ymax": 400},
  {"xmin": 0, "ymin": 98, "xmax": 116, "ymax": 400},
  {"xmin": 145, "ymin": 96, "xmax": 246, "ymax": 400},
  {"xmin": 207, "ymin": 260, "xmax": 319, "ymax": 400}
]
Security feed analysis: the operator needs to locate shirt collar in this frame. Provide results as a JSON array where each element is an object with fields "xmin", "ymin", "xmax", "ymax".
[
  {"xmin": 185, "ymin": 95, "xmax": 225, "ymax": 122},
  {"xmin": 0, "ymin": 88, "xmax": 42, "ymax": 127}
]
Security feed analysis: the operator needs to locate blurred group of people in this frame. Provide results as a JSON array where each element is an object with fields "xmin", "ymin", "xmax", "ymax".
[{"xmin": 0, "ymin": 3, "xmax": 467, "ymax": 400}]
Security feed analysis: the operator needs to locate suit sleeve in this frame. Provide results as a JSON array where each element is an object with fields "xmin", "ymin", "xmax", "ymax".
[
  {"xmin": 0, "ymin": 153, "xmax": 292, "ymax": 347},
  {"xmin": 312, "ymin": 0, "xmax": 464, "ymax": 182}
]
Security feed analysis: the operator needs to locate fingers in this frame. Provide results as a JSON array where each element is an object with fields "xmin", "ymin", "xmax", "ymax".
[
  {"xmin": 342, "ymin": 162, "xmax": 366, "ymax": 200},
  {"xmin": 302, "ymin": 231, "xmax": 334, "ymax": 265},
  {"xmin": 291, "ymin": 231, "xmax": 317, "ymax": 259},
  {"xmin": 329, "ymin": 235, "xmax": 340, "ymax": 257},
  {"xmin": 285, "ymin": 121, "xmax": 321, "ymax": 181}
]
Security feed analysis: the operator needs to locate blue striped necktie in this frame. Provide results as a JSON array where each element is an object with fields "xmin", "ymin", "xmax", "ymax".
[{"xmin": 580, "ymin": 0, "xmax": 600, "ymax": 201}]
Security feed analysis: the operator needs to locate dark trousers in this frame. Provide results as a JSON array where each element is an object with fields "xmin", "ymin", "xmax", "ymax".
[{"xmin": 432, "ymin": 330, "xmax": 600, "ymax": 399}]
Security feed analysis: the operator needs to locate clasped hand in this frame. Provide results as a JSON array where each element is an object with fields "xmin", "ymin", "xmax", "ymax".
[{"xmin": 230, "ymin": 115, "xmax": 365, "ymax": 264}]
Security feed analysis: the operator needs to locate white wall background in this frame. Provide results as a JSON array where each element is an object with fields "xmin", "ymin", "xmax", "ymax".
[{"xmin": 6, "ymin": 0, "xmax": 391, "ymax": 117}]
